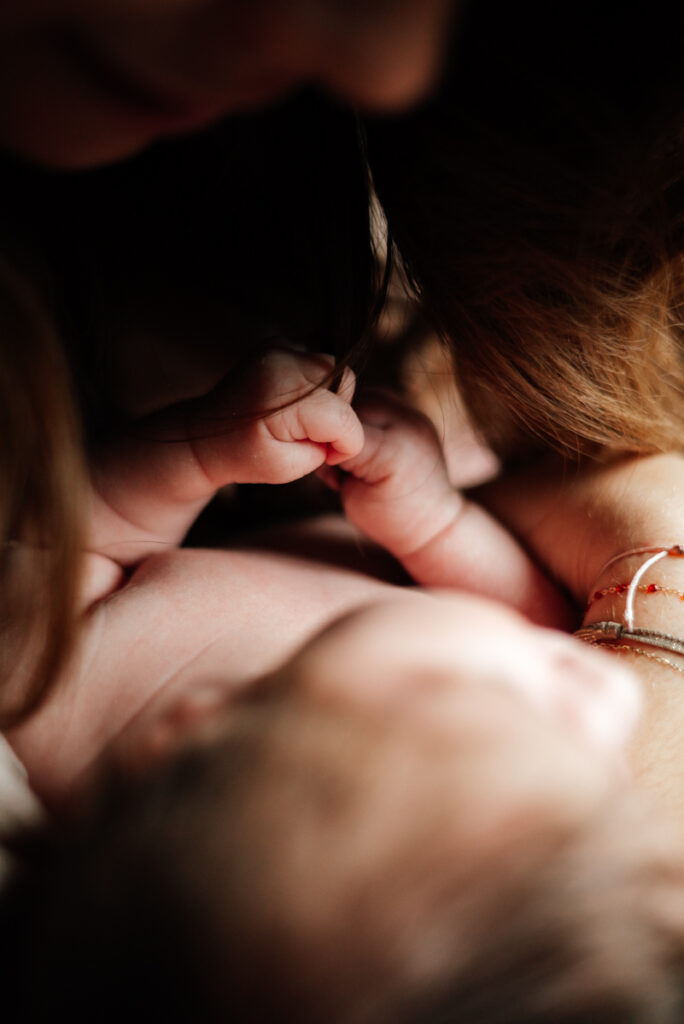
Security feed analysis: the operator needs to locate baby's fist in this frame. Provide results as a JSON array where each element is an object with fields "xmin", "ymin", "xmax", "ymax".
[{"xmin": 194, "ymin": 348, "xmax": 364, "ymax": 486}]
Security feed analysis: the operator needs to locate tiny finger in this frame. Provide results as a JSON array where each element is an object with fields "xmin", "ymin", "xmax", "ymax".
[{"xmin": 298, "ymin": 390, "xmax": 365, "ymax": 460}]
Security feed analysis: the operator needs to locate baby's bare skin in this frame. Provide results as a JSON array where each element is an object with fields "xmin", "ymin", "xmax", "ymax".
[
  {"xmin": 87, "ymin": 348, "xmax": 568, "ymax": 618},
  {"xmin": 13, "ymin": 536, "xmax": 402, "ymax": 801},
  {"xmin": 6, "ymin": 350, "xmax": 626, "ymax": 802}
]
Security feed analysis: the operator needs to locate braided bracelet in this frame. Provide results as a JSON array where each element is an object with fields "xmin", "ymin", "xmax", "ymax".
[
  {"xmin": 577, "ymin": 547, "xmax": 684, "ymax": 667},
  {"xmin": 574, "ymin": 621, "xmax": 684, "ymax": 657}
]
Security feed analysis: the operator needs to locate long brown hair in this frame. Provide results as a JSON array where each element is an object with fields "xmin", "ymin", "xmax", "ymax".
[
  {"xmin": 0, "ymin": 89, "xmax": 379, "ymax": 723},
  {"xmin": 4, "ymin": 696, "xmax": 684, "ymax": 1022},
  {"xmin": 0, "ymin": 262, "xmax": 85, "ymax": 728},
  {"xmin": 365, "ymin": 0, "xmax": 684, "ymax": 459}
]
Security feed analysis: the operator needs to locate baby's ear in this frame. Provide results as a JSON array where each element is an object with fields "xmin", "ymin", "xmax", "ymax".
[{"xmin": 111, "ymin": 685, "xmax": 234, "ymax": 776}]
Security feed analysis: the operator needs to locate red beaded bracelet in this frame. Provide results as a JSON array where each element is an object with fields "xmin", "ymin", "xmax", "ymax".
[
  {"xmin": 586, "ymin": 582, "xmax": 684, "ymax": 610},
  {"xmin": 588, "ymin": 545, "xmax": 684, "ymax": 630}
]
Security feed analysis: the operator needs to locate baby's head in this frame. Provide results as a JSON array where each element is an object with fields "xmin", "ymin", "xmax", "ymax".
[{"xmin": 7, "ymin": 595, "xmax": 684, "ymax": 1022}]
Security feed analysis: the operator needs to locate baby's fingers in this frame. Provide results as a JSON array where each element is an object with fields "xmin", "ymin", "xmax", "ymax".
[{"xmin": 293, "ymin": 387, "xmax": 365, "ymax": 464}]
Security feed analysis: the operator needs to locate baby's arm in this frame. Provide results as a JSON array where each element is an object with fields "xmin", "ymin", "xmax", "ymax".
[
  {"xmin": 88, "ymin": 349, "xmax": 363, "ymax": 567},
  {"xmin": 332, "ymin": 393, "xmax": 572, "ymax": 628}
]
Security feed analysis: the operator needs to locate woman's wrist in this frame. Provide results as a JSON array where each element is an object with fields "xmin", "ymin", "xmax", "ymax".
[
  {"xmin": 575, "ymin": 544, "xmax": 684, "ymax": 820},
  {"xmin": 581, "ymin": 545, "xmax": 684, "ymax": 631},
  {"xmin": 576, "ymin": 545, "xmax": 684, "ymax": 681}
]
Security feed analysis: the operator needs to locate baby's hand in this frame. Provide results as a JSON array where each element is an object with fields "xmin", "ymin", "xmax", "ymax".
[
  {"xmin": 326, "ymin": 392, "xmax": 573, "ymax": 629},
  {"xmin": 88, "ymin": 348, "xmax": 363, "ymax": 571},
  {"xmin": 327, "ymin": 391, "xmax": 458, "ymax": 558},
  {"xmin": 193, "ymin": 348, "xmax": 364, "ymax": 486}
]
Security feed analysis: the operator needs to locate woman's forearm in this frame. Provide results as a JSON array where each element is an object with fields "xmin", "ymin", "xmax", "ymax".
[{"xmin": 477, "ymin": 452, "xmax": 684, "ymax": 819}]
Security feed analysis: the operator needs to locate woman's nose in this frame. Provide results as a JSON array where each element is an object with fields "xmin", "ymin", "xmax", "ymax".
[
  {"xmin": 297, "ymin": 0, "xmax": 457, "ymax": 110},
  {"xmin": 194, "ymin": 0, "xmax": 457, "ymax": 112}
]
